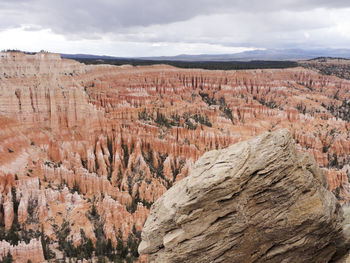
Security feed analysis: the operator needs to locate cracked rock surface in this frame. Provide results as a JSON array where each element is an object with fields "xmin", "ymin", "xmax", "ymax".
[{"xmin": 139, "ymin": 129, "xmax": 350, "ymax": 263}]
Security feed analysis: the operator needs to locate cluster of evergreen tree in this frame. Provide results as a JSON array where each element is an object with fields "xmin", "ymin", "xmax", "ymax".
[
  {"xmin": 198, "ymin": 93, "xmax": 233, "ymax": 123},
  {"xmin": 327, "ymin": 100, "xmax": 350, "ymax": 122},
  {"xmin": 0, "ymin": 187, "xmax": 55, "ymax": 262},
  {"xmin": 76, "ymin": 58, "xmax": 298, "ymax": 70},
  {"xmin": 53, "ymin": 205, "xmax": 142, "ymax": 262},
  {"xmin": 155, "ymin": 111, "xmax": 171, "ymax": 128}
]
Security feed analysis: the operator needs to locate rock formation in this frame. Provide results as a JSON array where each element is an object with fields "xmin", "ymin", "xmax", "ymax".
[
  {"xmin": 0, "ymin": 51, "xmax": 349, "ymax": 261},
  {"xmin": 139, "ymin": 129, "xmax": 350, "ymax": 262},
  {"xmin": 0, "ymin": 239, "xmax": 45, "ymax": 263}
]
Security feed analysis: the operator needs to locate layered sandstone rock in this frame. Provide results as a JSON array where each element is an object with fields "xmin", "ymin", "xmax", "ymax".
[{"xmin": 139, "ymin": 130, "xmax": 350, "ymax": 262}]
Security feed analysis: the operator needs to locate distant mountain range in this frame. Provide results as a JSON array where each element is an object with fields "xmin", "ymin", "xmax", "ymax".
[{"xmin": 61, "ymin": 48, "xmax": 350, "ymax": 62}]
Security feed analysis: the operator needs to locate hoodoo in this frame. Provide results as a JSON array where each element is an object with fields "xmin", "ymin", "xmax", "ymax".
[
  {"xmin": 0, "ymin": 52, "xmax": 349, "ymax": 262},
  {"xmin": 139, "ymin": 129, "xmax": 350, "ymax": 263}
]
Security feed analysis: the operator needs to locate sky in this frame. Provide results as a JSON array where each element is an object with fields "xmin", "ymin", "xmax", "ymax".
[{"xmin": 0, "ymin": 0, "xmax": 350, "ymax": 57}]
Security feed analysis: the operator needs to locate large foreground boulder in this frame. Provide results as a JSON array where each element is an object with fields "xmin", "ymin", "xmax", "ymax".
[{"xmin": 139, "ymin": 129, "xmax": 350, "ymax": 263}]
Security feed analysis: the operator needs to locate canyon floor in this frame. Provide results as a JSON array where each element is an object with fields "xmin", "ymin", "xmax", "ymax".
[{"xmin": 0, "ymin": 52, "xmax": 349, "ymax": 262}]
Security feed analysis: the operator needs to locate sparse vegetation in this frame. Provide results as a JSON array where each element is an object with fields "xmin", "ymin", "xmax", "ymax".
[
  {"xmin": 327, "ymin": 100, "xmax": 350, "ymax": 122},
  {"xmin": 121, "ymin": 138, "xmax": 130, "ymax": 168},
  {"xmin": 107, "ymin": 136, "xmax": 114, "ymax": 181},
  {"xmin": 254, "ymin": 96, "xmax": 279, "ymax": 109},
  {"xmin": 41, "ymin": 225, "xmax": 55, "ymax": 260},
  {"xmin": 138, "ymin": 109, "xmax": 153, "ymax": 121},
  {"xmin": 71, "ymin": 180, "xmax": 80, "ymax": 194},
  {"xmin": 218, "ymin": 97, "xmax": 234, "ymax": 123},
  {"xmin": 300, "ymin": 58, "xmax": 350, "ymax": 80},
  {"xmin": 192, "ymin": 113, "xmax": 212, "ymax": 127},
  {"xmin": 1, "ymin": 252, "xmax": 13, "ymax": 263},
  {"xmin": 43, "ymin": 160, "xmax": 62, "ymax": 168}
]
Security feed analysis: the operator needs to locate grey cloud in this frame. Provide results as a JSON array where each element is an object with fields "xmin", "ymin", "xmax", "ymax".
[
  {"xmin": 0, "ymin": 0, "xmax": 349, "ymax": 52},
  {"xmin": 111, "ymin": 9, "xmax": 335, "ymax": 47},
  {"xmin": 0, "ymin": 0, "xmax": 350, "ymax": 34}
]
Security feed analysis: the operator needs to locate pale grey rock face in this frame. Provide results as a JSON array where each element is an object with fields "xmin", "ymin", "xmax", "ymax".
[{"xmin": 139, "ymin": 129, "xmax": 350, "ymax": 263}]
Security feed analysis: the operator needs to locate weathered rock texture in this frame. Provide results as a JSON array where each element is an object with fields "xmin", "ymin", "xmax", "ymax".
[{"xmin": 139, "ymin": 129, "xmax": 350, "ymax": 263}]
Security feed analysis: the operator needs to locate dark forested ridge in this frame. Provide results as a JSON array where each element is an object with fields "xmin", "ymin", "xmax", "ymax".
[{"xmin": 75, "ymin": 58, "xmax": 298, "ymax": 70}]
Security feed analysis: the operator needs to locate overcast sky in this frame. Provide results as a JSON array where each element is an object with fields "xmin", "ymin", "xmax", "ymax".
[{"xmin": 0, "ymin": 0, "xmax": 349, "ymax": 56}]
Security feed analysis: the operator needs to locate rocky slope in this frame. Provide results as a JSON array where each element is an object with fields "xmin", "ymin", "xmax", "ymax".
[
  {"xmin": 300, "ymin": 58, "xmax": 350, "ymax": 81},
  {"xmin": 139, "ymin": 129, "xmax": 350, "ymax": 262},
  {"xmin": 0, "ymin": 51, "xmax": 349, "ymax": 261}
]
